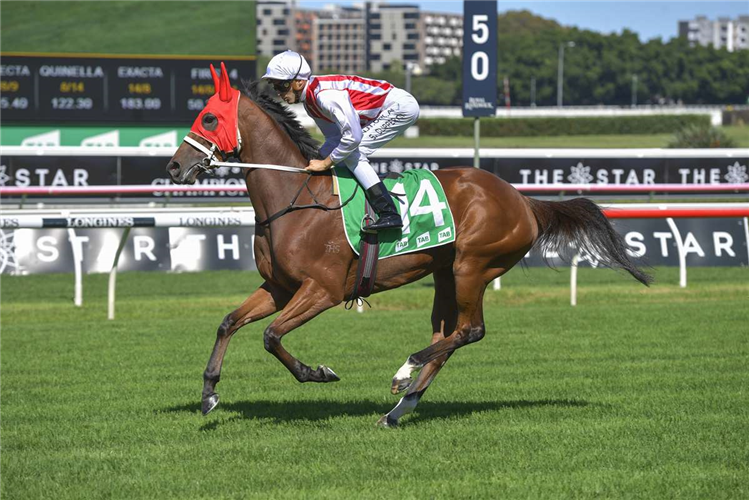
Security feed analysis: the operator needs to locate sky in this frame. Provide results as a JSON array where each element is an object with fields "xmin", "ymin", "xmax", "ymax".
[{"xmin": 298, "ymin": 1, "xmax": 749, "ymax": 42}]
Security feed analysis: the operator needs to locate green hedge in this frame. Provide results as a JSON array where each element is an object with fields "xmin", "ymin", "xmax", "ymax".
[{"xmin": 418, "ymin": 115, "xmax": 711, "ymax": 137}]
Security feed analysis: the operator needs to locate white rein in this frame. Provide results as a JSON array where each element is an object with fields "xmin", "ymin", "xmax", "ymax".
[{"xmin": 183, "ymin": 135, "xmax": 308, "ymax": 174}]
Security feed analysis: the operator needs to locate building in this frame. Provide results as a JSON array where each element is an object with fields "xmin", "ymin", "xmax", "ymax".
[
  {"xmin": 365, "ymin": 3, "xmax": 421, "ymax": 72},
  {"xmin": 679, "ymin": 15, "xmax": 749, "ymax": 52},
  {"xmin": 256, "ymin": 1, "xmax": 468, "ymax": 74},
  {"xmin": 256, "ymin": 1, "xmax": 295, "ymax": 57},
  {"xmin": 295, "ymin": 9, "xmax": 316, "ymax": 68},
  {"xmin": 313, "ymin": 6, "xmax": 366, "ymax": 73},
  {"xmin": 420, "ymin": 11, "xmax": 463, "ymax": 68}
]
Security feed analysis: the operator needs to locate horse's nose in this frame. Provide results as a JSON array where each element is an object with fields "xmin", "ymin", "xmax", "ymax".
[{"xmin": 166, "ymin": 160, "xmax": 181, "ymax": 176}]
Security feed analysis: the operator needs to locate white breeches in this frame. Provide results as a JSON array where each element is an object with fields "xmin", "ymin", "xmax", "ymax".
[{"xmin": 343, "ymin": 88, "xmax": 420, "ymax": 189}]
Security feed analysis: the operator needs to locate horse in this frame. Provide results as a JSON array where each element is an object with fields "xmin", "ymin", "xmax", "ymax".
[{"xmin": 166, "ymin": 66, "xmax": 651, "ymax": 427}]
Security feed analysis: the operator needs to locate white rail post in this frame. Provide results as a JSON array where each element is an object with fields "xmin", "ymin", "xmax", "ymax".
[
  {"xmin": 665, "ymin": 217, "xmax": 687, "ymax": 288},
  {"xmin": 108, "ymin": 227, "xmax": 131, "ymax": 320},
  {"xmin": 570, "ymin": 253, "xmax": 580, "ymax": 306},
  {"xmin": 67, "ymin": 228, "xmax": 84, "ymax": 307}
]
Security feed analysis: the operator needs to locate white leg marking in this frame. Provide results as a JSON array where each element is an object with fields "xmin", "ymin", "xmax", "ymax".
[
  {"xmin": 386, "ymin": 395, "xmax": 419, "ymax": 422},
  {"xmin": 394, "ymin": 358, "xmax": 417, "ymax": 383}
]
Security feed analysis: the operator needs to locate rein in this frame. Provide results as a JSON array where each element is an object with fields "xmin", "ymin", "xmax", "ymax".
[
  {"xmin": 183, "ymin": 135, "xmax": 358, "ymax": 226},
  {"xmin": 183, "ymin": 136, "xmax": 304, "ymax": 174},
  {"xmin": 255, "ymin": 175, "xmax": 360, "ymax": 227}
]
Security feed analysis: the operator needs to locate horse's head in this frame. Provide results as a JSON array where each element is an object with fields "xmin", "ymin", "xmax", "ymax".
[{"xmin": 167, "ymin": 62, "xmax": 242, "ymax": 185}]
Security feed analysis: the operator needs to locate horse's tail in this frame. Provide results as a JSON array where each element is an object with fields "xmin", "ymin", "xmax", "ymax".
[{"xmin": 526, "ymin": 197, "xmax": 652, "ymax": 286}]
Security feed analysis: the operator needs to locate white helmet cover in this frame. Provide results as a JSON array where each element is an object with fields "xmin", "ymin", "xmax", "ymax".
[{"xmin": 262, "ymin": 50, "xmax": 312, "ymax": 81}]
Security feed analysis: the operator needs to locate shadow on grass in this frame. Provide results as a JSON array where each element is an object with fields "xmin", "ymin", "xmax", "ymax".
[{"xmin": 163, "ymin": 398, "xmax": 590, "ymax": 431}]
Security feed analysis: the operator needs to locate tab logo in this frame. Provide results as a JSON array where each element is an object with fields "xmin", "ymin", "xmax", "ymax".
[
  {"xmin": 416, "ymin": 232, "xmax": 431, "ymax": 248},
  {"xmin": 395, "ymin": 237, "xmax": 408, "ymax": 252},
  {"xmin": 438, "ymin": 227, "xmax": 452, "ymax": 242}
]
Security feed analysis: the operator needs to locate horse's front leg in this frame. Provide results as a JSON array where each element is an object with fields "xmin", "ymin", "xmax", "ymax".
[
  {"xmin": 202, "ymin": 282, "xmax": 290, "ymax": 415},
  {"xmin": 263, "ymin": 279, "xmax": 342, "ymax": 383}
]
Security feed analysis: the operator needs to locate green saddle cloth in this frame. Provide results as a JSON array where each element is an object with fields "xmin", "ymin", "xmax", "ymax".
[{"xmin": 333, "ymin": 167, "xmax": 456, "ymax": 259}]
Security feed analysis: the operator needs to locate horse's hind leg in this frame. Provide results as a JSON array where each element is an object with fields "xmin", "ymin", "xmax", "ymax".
[
  {"xmin": 202, "ymin": 282, "xmax": 290, "ymax": 415},
  {"xmin": 378, "ymin": 269, "xmax": 459, "ymax": 427},
  {"xmin": 390, "ymin": 271, "xmax": 487, "ymax": 399}
]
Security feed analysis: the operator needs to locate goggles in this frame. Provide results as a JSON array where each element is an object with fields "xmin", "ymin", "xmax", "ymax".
[{"xmin": 270, "ymin": 54, "xmax": 304, "ymax": 94}]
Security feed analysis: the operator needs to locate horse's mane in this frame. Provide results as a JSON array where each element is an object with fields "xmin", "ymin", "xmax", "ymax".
[{"xmin": 241, "ymin": 80, "xmax": 322, "ymax": 161}]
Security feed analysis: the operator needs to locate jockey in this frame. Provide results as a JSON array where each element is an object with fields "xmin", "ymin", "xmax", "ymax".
[{"xmin": 262, "ymin": 50, "xmax": 420, "ymax": 231}]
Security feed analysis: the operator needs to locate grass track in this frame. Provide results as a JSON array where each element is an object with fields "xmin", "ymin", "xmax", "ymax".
[{"xmin": 1, "ymin": 267, "xmax": 748, "ymax": 499}]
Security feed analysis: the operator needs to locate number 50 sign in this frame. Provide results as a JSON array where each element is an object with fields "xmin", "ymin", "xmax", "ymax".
[{"xmin": 462, "ymin": 1, "xmax": 497, "ymax": 117}]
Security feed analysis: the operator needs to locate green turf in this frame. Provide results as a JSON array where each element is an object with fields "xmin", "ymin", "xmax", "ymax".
[{"xmin": 2, "ymin": 267, "xmax": 748, "ymax": 499}]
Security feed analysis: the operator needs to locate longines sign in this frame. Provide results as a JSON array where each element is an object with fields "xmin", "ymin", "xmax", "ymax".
[{"xmin": 1, "ymin": 217, "xmax": 747, "ymax": 275}]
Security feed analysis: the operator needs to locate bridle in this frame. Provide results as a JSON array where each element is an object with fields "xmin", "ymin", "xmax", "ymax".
[
  {"xmin": 179, "ymin": 94, "xmax": 359, "ymax": 226},
  {"xmin": 182, "ymin": 133, "xmax": 305, "ymax": 174},
  {"xmin": 182, "ymin": 54, "xmax": 308, "ymax": 175}
]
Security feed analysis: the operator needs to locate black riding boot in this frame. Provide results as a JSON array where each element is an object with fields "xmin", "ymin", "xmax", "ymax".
[{"xmin": 364, "ymin": 182, "xmax": 403, "ymax": 231}]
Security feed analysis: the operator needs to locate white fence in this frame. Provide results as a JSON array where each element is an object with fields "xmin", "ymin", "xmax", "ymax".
[{"xmin": 2, "ymin": 203, "xmax": 748, "ymax": 319}]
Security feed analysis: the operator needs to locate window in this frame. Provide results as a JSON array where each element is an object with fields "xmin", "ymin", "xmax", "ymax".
[
  {"xmin": 383, "ymin": 63, "xmax": 391, "ymax": 70},
  {"xmin": 404, "ymin": 12, "xmax": 419, "ymax": 19},
  {"xmin": 370, "ymin": 54, "xmax": 381, "ymax": 61},
  {"xmin": 278, "ymin": 29, "xmax": 289, "ymax": 35},
  {"xmin": 370, "ymin": 34, "xmax": 381, "ymax": 40},
  {"xmin": 273, "ymin": 19, "xmax": 286, "ymax": 26},
  {"xmin": 263, "ymin": 9, "xmax": 271, "ymax": 15},
  {"xmin": 383, "ymin": 43, "xmax": 391, "ymax": 50},
  {"xmin": 405, "ymin": 23, "xmax": 416, "ymax": 30},
  {"xmin": 404, "ymin": 53, "xmax": 419, "ymax": 61},
  {"xmin": 404, "ymin": 43, "xmax": 416, "ymax": 50},
  {"xmin": 407, "ymin": 33, "xmax": 419, "ymax": 40},
  {"xmin": 273, "ymin": 39, "xmax": 286, "ymax": 46}
]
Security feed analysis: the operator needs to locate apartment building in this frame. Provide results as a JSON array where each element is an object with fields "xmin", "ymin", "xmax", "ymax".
[
  {"xmin": 256, "ymin": 1, "xmax": 295, "ymax": 57},
  {"xmin": 421, "ymin": 11, "xmax": 463, "ymax": 67},
  {"xmin": 366, "ymin": 3, "xmax": 421, "ymax": 72},
  {"xmin": 295, "ymin": 9, "xmax": 316, "ymax": 68},
  {"xmin": 257, "ymin": 1, "xmax": 467, "ymax": 74},
  {"xmin": 679, "ymin": 15, "xmax": 749, "ymax": 52},
  {"xmin": 314, "ymin": 6, "xmax": 366, "ymax": 73}
]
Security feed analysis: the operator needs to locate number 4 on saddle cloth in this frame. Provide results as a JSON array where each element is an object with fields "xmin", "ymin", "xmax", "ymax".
[{"xmin": 333, "ymin": 166, "xmax": 456, "ymax": 304}]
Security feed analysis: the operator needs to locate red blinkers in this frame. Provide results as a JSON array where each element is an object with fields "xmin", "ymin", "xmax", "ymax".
[{"xmin": 189, "ymin": 62, "xmax": 241, "ymax": 154}]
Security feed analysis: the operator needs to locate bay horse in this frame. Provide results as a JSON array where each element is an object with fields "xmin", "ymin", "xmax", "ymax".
[{"xmin": 166, "ymin": 73, "xmax": 651, "ymax": 427}]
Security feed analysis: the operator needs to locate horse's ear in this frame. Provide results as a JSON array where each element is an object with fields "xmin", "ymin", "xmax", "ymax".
[
  {"xmin": 219, "ymin": 61, "xmax": 231, "ymax": 102},
  {"xmin": 210, "ymin": 64, "xmax": 220, "ymax": 96}
]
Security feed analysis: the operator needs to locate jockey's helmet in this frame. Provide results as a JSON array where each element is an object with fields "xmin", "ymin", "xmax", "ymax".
[{"xmin": 263, "ymin": 50, "xmax": 311, "ymax": 93}]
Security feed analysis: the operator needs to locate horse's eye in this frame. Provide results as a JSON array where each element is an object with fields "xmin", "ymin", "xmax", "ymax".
[{"xmin": 202, "ymin": 113, "xmax": 218, "ymax": 131}]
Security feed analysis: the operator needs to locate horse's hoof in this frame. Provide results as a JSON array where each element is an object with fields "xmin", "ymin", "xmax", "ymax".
[
  {"xmin": 391, "ymin": 376, "xmax": 412, "ymax": 395},
  {"xmin": 202, "ymin": 393, "xmax": 220, "ymax": 415},
  {"xmin": 318, "ymin": 365, "xmax": 340, "ymax": 382},
  {"xmin": 376, "ymin": 414, "xmax": 398, "ymax": 428}
]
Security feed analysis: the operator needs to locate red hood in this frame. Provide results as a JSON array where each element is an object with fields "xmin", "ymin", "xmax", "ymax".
[{"xmin": 189, "ymin": 62, "xmax": 241, "ymax": 154}]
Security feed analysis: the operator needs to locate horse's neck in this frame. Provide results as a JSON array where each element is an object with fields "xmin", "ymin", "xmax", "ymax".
[{"xmin": 239, "ymin": 105, "xmax": 313, "ymax": 224}]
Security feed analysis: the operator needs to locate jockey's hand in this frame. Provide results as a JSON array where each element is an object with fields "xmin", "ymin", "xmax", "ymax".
[{"xmin": 305, "ymin": 157, "xmax": 334, "ymax": 172}]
